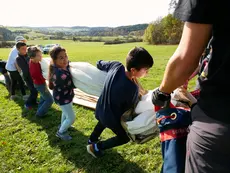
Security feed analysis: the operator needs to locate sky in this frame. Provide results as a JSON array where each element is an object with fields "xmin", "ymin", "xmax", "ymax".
[{"xmin": 0, "ymin": 0, "xmax": 171, "ymax": 27}]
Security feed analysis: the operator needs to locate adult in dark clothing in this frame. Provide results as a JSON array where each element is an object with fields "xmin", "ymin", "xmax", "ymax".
[
  {"xmin": 15, "ymin": 42, "xmax": 38, "ymax": 109},
  {"xmin": 0, "ymin": 60, "xmax": 11, "ymax": 93},
  {"xmin": 87, "ymin": 47, "xmax": 154, "ymax": 158},
  {"xmin": 152, "ymin": 0, "xmax": 230, "ymax": 172}
]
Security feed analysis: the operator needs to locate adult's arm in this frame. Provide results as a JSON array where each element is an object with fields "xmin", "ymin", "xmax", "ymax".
[{"xmin": 159, "ymin": 22, "xmax": 212, "ymax": 94}]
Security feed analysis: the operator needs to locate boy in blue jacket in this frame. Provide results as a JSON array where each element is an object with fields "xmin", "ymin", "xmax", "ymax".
[{"xmin": 87, "ymin": 47, "xmax": 154, "ymax": 158}]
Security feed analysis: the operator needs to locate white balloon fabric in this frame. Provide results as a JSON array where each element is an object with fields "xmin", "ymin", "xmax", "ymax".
[
  {"xmin": 126, "ymin": 109, "xmax": 156, "ymax": 135},
  {"xmin": 70, "ymin": 62, "xmax": 106, "ymax": 97},
  {"xmin": 125, "ymin": 90, "xmax": 157, "ymax": 135},
  {"xmin": 39, "ymin": 58, "xmax": 50, "ymax": 80},
  {"xmin": 39, "ymin": 58, "xmax": 106, "ymax": 97},
  {"xmin": 135, "ymin": 90, "xmax": 155, "ymax": 114}
]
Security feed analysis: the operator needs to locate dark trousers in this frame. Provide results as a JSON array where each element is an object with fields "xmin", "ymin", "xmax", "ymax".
[
  {"xmin": 89, "ymin": 121, "xmax": 130, "ymax": 150},
  {"xmin": 185, "ymin": 105, "xmax": 230, "ymax": 173},
  {"xmin": 0, "ymin": 68, "xmax": 11, "ymax": 93},
  {"xmin": 3, "ymin": 73, "xmax": 11, "ymax": 93},
  {"xmin": 25, "ymin": 77, "xmax": 38, "ymax": 107},
  {"xmin": 8, "ymin": 71, "xmax": 26, "ymax": 96}
]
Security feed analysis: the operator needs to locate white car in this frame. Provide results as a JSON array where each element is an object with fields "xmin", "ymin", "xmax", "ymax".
[{"xmin": 43, "ymin": 44, "xmax": 60, "ymax": 54}]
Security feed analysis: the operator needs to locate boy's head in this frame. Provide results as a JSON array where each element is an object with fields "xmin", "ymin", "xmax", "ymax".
[
  {"xmin": 16, "ymin": 42, "xmax": 27, "ymax": 56},
  {"xmin": 27, "ymin": 46, "xmax": 42, "ymax": 62},
  {"xmin": 126, "ymin": 47, "xmax": 154, "ymax": 78}
]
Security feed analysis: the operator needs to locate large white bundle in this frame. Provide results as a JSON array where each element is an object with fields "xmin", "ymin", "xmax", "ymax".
[
  {"xmin": 135, "ymin": 90, "xmax": 154, "ymax": 114},
  {"xmin": 39, "ymin": 58, "xmax": 106, "ymax": 97},
  {"xmin": 40, "ymin": 58, "xmax": 50, "ymax": 80},
  {"xmin": 126, "ymin": 109, "xmax": 157, "ymax": 135},
  {"xmin": 123, "ymin": 90, "xmax": 157, "ymax": 137},
  {"xmin": 70, "ymin": 62, "xmax": 106, "ymax": 97}
]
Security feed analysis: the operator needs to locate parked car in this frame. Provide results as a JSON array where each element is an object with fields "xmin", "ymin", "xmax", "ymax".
[
  {"xmin": 36, "ymin": 45, "xmax": 44, "ymax": 52},
  {"xmin": 43, "ymin": 44, "xmax": 60, "ymax": 54}
]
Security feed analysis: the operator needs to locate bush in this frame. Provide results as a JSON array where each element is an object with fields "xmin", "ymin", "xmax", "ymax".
[
  {"xmin": 104, "ymin": 37, "xmax": 142, "ymax": 45},
  {"xmin": 104, "ymin": 40, "xmax": 125, "ymax": 45},
  {"xmin": 42, "ymin": 36, "xmax": 49, "ymax": 40},
  {"xmin": 0, "ymin": 41, "xmax": 14, "ymax": 48}
]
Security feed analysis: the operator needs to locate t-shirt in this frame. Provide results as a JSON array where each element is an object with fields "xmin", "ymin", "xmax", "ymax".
[
  {"xmin": 50, "ymin": 64, "xmax": 75, "ymax": 105},
  {"xmin": 174, "ymin": 0, "xmax": 230, "ymax": 123},
  {"xmin": 95, "ymin": 60, "xmax": 139, "ymax": 129},
  {"xmin": 6, "ymin": 46, "xmax": 18, "ymax": 71},
  {"xmin": 29, "ymin": 60, "xmax": 45, "ymax": 85}
]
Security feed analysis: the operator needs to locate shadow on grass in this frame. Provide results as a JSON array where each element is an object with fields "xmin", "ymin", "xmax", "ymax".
[{"xmin": 14, "ymin": 98, "xmax": 147, "ymax": 173}]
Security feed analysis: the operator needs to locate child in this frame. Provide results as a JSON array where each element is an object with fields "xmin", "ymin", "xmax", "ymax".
[
  {"xmin": 6, "ymin": 36, "xmax": 27, "ymax": 100},
  {"xmin": 16, "ymin": 42, "xmax": 38, "ymax": 109},
  {"xmin": 87, "ymin": 47, "xmax": 154, "ymax": 158},
  {"xmin": 48, "ymin": 46, "xmax": 76, "ymax": 140},
  {"xmin": 0, "ymin": 60, "xmax": 11, "ymax": 94},
  {"xmin": 28, "ymin": 46, "xmax": 53, "ymax": 117}
]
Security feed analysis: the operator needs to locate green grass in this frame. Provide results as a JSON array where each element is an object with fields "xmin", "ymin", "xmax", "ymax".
[
  {"xmin": 0, "ymin": 41, "xmax": 178, "ymax": 173},
  {"xmin": 0, "ymin": 48, "xmax": 12, "ymax": 60}
]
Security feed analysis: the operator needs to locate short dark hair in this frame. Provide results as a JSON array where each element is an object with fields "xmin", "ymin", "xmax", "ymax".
[
  {"xmin": 126, "ymin": 47, "xmax": 154, "ymax": 71},
  {"xmin": 16, "ymin": 42, "xmax": 26, "ymax": 49},
  {"xmin": 27, "ymin": 46, "xmax": 41, "ymax": 58},
  {"xmin": 49, "ymin": 46, "xmax": 66, "ymax": 61}
]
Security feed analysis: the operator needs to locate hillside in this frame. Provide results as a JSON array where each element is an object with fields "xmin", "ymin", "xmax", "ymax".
[{"xmin": 1, "ymin": 24, "xmax": 148, "ymax": 41}]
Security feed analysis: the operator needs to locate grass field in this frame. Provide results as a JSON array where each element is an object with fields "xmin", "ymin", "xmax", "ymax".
[{"xmin": 0, "ymin": 40, "xmax": 179, "ymax": 173}]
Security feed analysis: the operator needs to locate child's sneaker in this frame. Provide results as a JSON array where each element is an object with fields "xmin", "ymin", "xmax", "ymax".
[
  {"xmin": 88, "ymin": 139, "xmax": 93, "ymax": 144},
  {"xmin": 86, "ymin": 143, "xmax": 103, "ymax": 158},
  {"xmin": 56, "ymin": 131, "xmax": 72, "ymax": 141},
  {"xmin": 87, "ymin": 139, "xmax": 99, "ymax": 145},
  {"xmin": 24, "ymin": 104, "xmax": 32, "ymax": 110}
]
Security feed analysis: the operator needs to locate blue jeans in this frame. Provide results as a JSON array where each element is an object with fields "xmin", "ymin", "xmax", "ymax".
[
  {"xmin": 34, "ymin": 84, "xmax": 53, "ymax": 117},
  {"xmin": 59, "ymin": 102, "xmax": 76, "ymax": 133}
]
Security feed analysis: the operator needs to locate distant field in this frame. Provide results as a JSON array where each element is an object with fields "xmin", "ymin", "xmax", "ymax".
[{"xmin": 0, "ymin": 41, "xmax": 188, "ymax": 173}]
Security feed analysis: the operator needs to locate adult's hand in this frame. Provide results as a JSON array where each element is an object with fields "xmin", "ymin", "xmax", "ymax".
[{"xmin": 152, "ymin": 88, "xmax": 171, "ymax": 108}]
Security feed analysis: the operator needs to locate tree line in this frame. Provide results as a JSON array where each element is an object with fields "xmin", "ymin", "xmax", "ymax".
[
  {"xmin": 143, "ymin": 14, "xmax": 183, "ymax": 45},
  {"xmin": 1, "ymin": 14, "xmax": 184, "ymax": 46}
]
